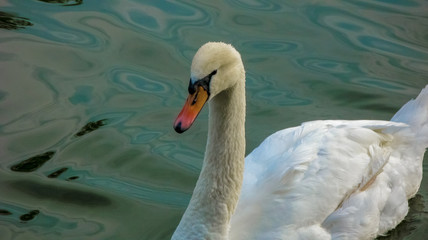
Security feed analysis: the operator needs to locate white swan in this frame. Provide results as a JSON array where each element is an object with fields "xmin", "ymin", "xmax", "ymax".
[{"xmin": 172, "ymin": 42, "xmax": 428, "ymax": 240}]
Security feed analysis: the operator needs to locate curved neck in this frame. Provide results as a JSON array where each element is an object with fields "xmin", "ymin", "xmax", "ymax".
[{"xmin": 172, "ymin": 79, "xmax": 246, "ymax": 240}]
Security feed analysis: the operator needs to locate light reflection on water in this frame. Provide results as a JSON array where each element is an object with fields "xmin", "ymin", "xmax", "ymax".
[{"xmin": 1, "ymin": 0, "xmax": 428, "ymax": 239}]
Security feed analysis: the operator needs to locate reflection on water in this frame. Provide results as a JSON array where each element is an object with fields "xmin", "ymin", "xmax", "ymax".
[
  {"xmin": 0, "ymin": 11, "xmax": 32, "ymax": 30},
  {"xmin": 1, "ymin": 0, "xmax": 428, "ymax": 239},
  {"xmin": 0, "ymin": 209, "xmax": 12, "ymax": 216},
  {"xmin": 47, "ymin": 167, "xmax": 68, "ymax": 178},
  {"xmin": 19, "ymin": 210, "xmax": 40, "ymax": 222},
  {"xmin": 38, "ymin": 0, "xmax": 83, "ymax": 6},
  {"xmin": 10, "ymin": 151, "xmax": 56, "ymax": 172},
  {"xmin": 75, "ymin": 119, "xmax": 107, "ymax": 137}
]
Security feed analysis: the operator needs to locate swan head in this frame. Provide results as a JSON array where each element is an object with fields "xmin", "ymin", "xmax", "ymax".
[{"xmin": 174, "ymin": 42, "xmax": 244, "ymax": 133}]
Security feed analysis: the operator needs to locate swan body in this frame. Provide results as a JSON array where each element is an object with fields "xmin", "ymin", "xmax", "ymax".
[{"xmin": 172, "ymin": 42, "xmax": 428, "ymax": 240}]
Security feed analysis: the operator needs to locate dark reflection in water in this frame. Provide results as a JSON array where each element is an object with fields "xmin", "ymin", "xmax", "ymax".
[
  {"xmin": 38, "ymin": 0, "xmax": 83, "ymax": 6},
  {"xmin": 10, "ymin": 151, "xmax": 55, "ymax": 172},
  {"xmin": 20, "ymin": 210, "xmax": 40, "ymax": 222},
  {"xmin": 9, "ymin": 180, "xmax": 111, "ymax": 207},
  {"xmin": 0, "ymin": 11, "xmax": 33, "ymax": 30},
  {"xmin": 47, "ymin": 167, "xmax": 69, "ymax": 178},
  {"xmin": 67, "ymin": 176, "xmax": 79, "ymax": 181},
  {"xmin": 0, "ymin": 209, "xmax": 12, "ymax": 216},
  {"xmin": 75, "ymin": 119, "xmax": 107, "ymax": 137}
]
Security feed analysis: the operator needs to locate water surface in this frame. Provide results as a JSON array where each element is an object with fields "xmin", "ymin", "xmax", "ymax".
[{"xmin": 1, "ymin": 0, "xmax": 428, "ymax": 239}]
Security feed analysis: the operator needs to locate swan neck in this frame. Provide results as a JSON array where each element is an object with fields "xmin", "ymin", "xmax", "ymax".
[{"xmin": 173, "ymin": 79, "xmax": 246, "ymax": 240}]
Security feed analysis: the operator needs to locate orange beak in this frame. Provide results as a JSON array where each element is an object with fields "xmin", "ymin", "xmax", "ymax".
[{"xmin": 173, "ymin": 86, "xmax": 209, "ymax": 133}]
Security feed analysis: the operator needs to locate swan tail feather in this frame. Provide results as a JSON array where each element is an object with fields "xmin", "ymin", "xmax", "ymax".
[{"xmin": 391, "ymin": 85, "xmax": 428, "ymax": 145}]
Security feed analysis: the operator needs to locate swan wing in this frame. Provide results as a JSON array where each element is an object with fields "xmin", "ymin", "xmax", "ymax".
[{"xmin": 230, "ymin": 120, "xmax": 418, "ymax": 239}]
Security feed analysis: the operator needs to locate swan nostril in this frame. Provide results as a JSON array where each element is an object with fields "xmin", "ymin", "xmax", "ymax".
[{"xmin": 192, "ymin": 92, "xmax": 199, "ymax": 105}]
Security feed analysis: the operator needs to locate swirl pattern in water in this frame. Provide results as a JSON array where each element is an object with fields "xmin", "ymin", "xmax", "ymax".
[{"xmin": 0, "ymin": 0, "xmax": 427, "ymax": 239}]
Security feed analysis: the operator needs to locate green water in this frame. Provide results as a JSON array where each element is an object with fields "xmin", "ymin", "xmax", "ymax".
[{"xmin": 1, "ymin": 0, "xmax": 427, "ymax": 239}]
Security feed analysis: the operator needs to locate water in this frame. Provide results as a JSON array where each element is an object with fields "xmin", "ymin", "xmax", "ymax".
[{"xmin": 1, "ymin": 0, "xmax": 427, "ymax": 239}]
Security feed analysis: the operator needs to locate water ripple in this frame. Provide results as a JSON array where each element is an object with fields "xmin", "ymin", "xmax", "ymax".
[
  {"xmin": 27, "ymin": 13, "xmax": 101, "ymax": 49},
  {"xmin": 351, "ymin": 77, "xmax": 410, "ymax": 91},
  {"xmin": 2, "ymin": 0, "xmax": 428, "ymax": 239},
  {"xmin": 110, "ymin": 69, "xmax": 168, "ymax": 94},
  {"xmin": 242, "ymin": 40, "xmax": 299, "ymax": 53},
  {"xmin": 303, "ymin": 2, "xmax": 428, "ymax": 89},
  {"xmin": 247, "ymin": 73, "xmax": 312, "ymax": 107},
  {"xmin": 295, "ymin": 57, "xmax": 356, "ymax": 74},
  {"xmin": 0, "ymin": 201, "xmax": 105, "ymax": 239},
  {"xmin": 114, "ymin": 0, "xmax": 211, "ymax": 42},
  {"xmin": 225, "ymin": 0, "xmax": 288, "ymax": 12},
  {"xmin": 358, "ymin": 35, "xmax": 428, "ymax": 60},
  {"xmin": 305, "ymin": 4, "xmax": 428, "ymax": 60}
]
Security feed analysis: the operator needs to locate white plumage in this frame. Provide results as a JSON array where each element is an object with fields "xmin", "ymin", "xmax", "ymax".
[
  {"xmin": 232, "ymin": 120, "xmax": 424, "ymax": 239},
  {"xmin": 172, "ymin": 42, "xmax": 428, "ymax": 240}
]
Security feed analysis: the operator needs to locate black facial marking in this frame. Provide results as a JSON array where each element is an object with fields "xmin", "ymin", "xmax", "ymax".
[
  {"xmin": 188, "ymin": 80, "xmax": 196, "ymax": 95},
  {"xmin": 188, "ymin": 70, "xmax": 217, "ymax": 95}
]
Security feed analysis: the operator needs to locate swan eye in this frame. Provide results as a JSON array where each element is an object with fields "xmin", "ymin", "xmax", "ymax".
[
  {"xmin": 188, "ymin": 80, "xmax": 196, "ymax": 94},
  {"xmin": 188, "ymin": 70, "xmax": 217, "ymax": 95}
]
